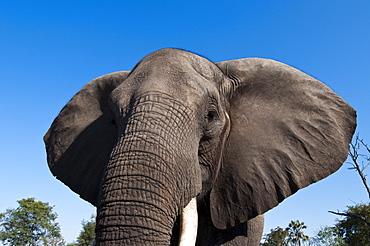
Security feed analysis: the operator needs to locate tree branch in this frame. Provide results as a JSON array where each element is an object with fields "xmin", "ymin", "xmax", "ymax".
[
  {"xmin": 348, "ymin": 135, "xmax": 370, "ymax": 199},
  {"xmin": 328, "ymin": 210, "xmax": 370, "ymax": 228},
  {"xmin": 359, "ymin": 138, "xmax": 370, "ymax": 154}
]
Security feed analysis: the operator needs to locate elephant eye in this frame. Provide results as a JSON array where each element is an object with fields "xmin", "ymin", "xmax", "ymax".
[{"xmin": 207, "ymin": 110, "xmax": 219, "ymax": 122}]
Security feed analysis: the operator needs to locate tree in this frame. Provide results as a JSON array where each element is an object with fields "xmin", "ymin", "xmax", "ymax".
[
  {"xmin": 327, "ymin": 135, "xmax": 370, "ymax": 245},
  {"xmin": 347, "ymin": 134, "xmax": 370, "ymax": 199},
  {"xmin": 335, "ymin": 203, "xmax": 370, "ymax": 245},
  {"xmin": 310, "ymin": 226, "xmax": 345, "ymax": 246},
  {"xmin": 285, "ymin": 220, "xmax": 309, "ymax": 246},
  {"xmin": 76, "ymin": 215, "xmax": 96, "ymax": 246},
  {"xmin": 261, "ymin": 226, "xmax": 289, "ymax": 246},
  {"xmin": 0, "ymin": 198, "xmax": 65, "ymax": 246}
]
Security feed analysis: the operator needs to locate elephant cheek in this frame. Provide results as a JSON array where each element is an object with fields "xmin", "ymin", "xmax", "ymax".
[{"xmin": 199, "ymin": 112, "xmax": 231, "ymax": 194}]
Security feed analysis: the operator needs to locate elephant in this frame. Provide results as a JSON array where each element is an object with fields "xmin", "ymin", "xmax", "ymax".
[{"xmin": 44, "ymin": 48, "xmax": 356, "ymax": 245}]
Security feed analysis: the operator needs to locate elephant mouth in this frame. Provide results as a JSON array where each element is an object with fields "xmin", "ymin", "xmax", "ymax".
[{"xmin": 178, "ymin": 197, "xmax": 198, "ymax": 245}]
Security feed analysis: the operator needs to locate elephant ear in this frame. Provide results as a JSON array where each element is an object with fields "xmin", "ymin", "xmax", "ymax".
[
  {"xmin": 44, "ymin": 71, "xmax": 130, "ymax": 206},
  {"xmin": 210, "ymin": 58, "xmax": 356, "ymax": 229}
]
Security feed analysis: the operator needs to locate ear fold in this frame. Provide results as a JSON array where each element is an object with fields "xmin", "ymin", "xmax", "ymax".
[
  {"xmin": 44, "ymin": 71, "xmax": 130, "ymax": 206},
  {"xmin": 210, "ymin": 58, "xmax": 356, "ymax": 229}
]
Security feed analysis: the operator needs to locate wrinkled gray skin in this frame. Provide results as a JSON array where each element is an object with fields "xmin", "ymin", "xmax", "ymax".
[{"xmin": 44, "ymin": 49, "xmax": 356, "ymax": 245}]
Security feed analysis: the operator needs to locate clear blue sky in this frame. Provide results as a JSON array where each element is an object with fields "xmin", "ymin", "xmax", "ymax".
[{"xmin": 1, "ymin": 1, "xmax": 369, "ymax": 243}]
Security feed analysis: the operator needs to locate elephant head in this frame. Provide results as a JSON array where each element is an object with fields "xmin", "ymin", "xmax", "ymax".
[{"xmin": 44, "ymin": 48, "xmax": 356, "ymax": 245}]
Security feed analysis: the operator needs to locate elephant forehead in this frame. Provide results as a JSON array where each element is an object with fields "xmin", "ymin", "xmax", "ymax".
[
  {"xmin": 142, "ymin": 48, "xmax": 220, "ymax": 79},
  {"xmin": 109, "ymin": 79, "xmax": 210, "ymax": 116},
  {"xmin": 110, "ymin": 69, "xmax": 221, "ymax": 111},
  {"xmin": 134, "ymin": 48, "xmax": 224, "ymax": 92}
]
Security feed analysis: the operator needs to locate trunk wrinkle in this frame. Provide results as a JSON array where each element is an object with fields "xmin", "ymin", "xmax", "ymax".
[{"xmin": 97, "ymin": 93, "xmax": 202, "ymax": 245}]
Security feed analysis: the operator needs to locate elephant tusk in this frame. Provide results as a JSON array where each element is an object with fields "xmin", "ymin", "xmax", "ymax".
[{"xmin": 178, "ymin": 197, "xmax": 198, "ymax": 246}]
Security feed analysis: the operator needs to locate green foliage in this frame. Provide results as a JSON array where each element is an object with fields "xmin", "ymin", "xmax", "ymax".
[
  {"xmin": 76, "ymin": 215, "xmax": 95, "ymax": 246},
  {"xmin": 285, "ymin": 220, "xmax": 309, "ymax": 246},
  {"xmin": 310, "ymin": 226, "xmax": 345, "ymax": 246},
  {"xmin": 261, "ymin": 226, "xmax": 289, "ymax": 246},
  {"xmin": 0, "ymin": 198, "xmax": 65, "ymax": 246},
  {"xmin": 336, "ymin": 203, "xmax": 370, "ymax": 246},
  {"xmin": 261, "ymin": 221, "xmax": 309, "ymax": 246}
]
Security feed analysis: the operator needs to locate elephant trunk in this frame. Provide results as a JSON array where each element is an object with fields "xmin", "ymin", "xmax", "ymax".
[{"xmin": 96, "ymin": 94, "xmax": 201, "ymax": 245}]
